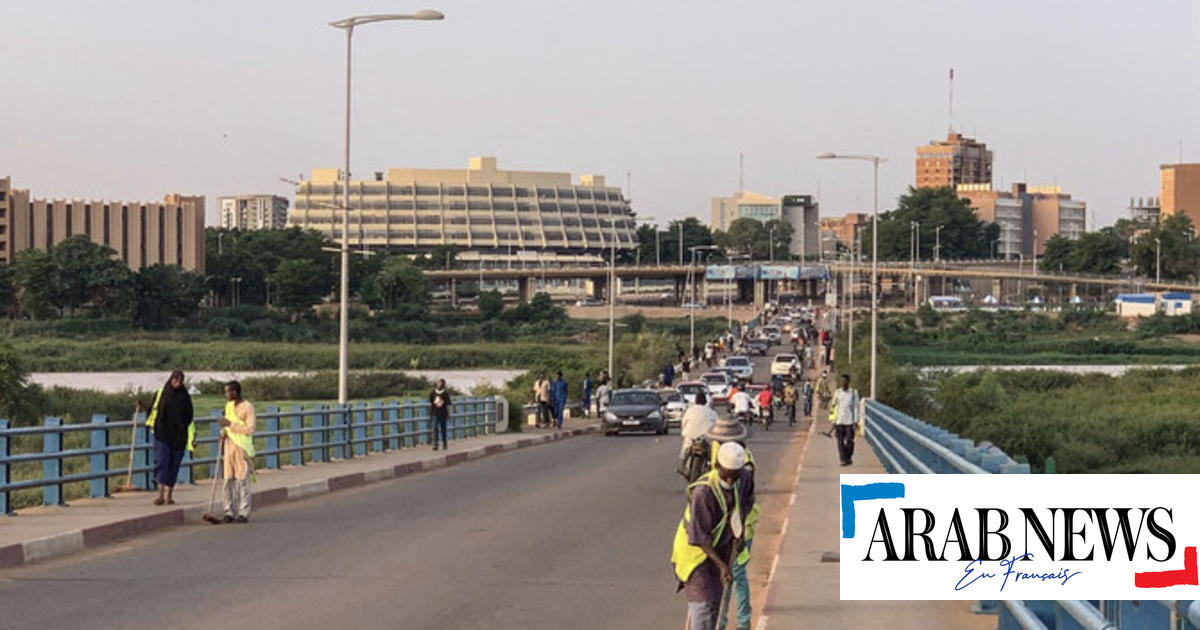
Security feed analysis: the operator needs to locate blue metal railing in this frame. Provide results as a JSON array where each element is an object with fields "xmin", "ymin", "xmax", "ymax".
[
  {"xmin": 0, "ymin": 396, "xmax": 503, "ymax": 514},
  {"xmin": 862, "ymin": 400, "xmax": 1199, "ymax": 630}
]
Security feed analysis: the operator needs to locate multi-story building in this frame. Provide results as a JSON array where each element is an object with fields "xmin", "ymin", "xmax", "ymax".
[
  {"xmin": 710, "ymin": 190, "xmax": 819, "ymax": 257},
  {"xmin": 819, "ymin": 213, "xmax": 869, "ymax": 250},
  {"xmin": 1160, "ymin": 163, "xmax": 1200, "ymax": 231},
  {"xmin": 0, "ymin": 176, "xmax": 205, "ymax": 272},
  {"xmin": 220, "ymin": 194, "xmax": 289, "ymax": 230},
  {"xmin": 916, "ymin": 132, "xmax": 993, "ymax": 189},
  {"xmin": 290, "ymin": 157, "xmax": 636, "ymax": 263},
  {"xmin": 1129, "ymin": 196, "xmax": 1161, "ymax": 225},
  {"xmin": 957, "ymin": 182, "xmax": 1086, "ymax": 258}
]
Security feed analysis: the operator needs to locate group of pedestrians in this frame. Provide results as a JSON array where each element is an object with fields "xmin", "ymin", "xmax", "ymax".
[{"xmin": 531, "ymin": 372, "xmax": 569, "ymax": 429}]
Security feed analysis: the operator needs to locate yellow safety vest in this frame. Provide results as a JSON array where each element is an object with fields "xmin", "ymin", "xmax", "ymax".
[
  {"xmin": 145, "ymin": 387, "xmax": 196, "ymax": 452},
  {"xmin": 223, "ymin": 400, "xmax": 255, "ymax": 459},
  {"xmin": 671, "ymin": 469, "xmax": 742, "ymax": 583},
  {"xmin": 705, "ymin": 445, "xmax": 760, "ymax": 554}
]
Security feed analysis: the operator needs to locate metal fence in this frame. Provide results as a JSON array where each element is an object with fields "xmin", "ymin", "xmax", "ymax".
[
  {"xmin": 862, "ymin": 400, "xmax": 1199, "ymax": 630},
  {"xmin": 0, "ymin": 396, "xmax": 503, "ymax": 515}
]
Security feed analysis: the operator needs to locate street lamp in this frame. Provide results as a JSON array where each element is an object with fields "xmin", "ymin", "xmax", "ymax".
[
  {"xmin": 688, "ymin": 245, "xmax": 719, "ymax": 355},
  {"xmin": 934, "ymin": 225, "xmax": 943, "ymax": 263},
  {"xmin": 817, "ymin": 152, "xmax": 886, "ymax": 399},
  {"xmin": 910, "ymin": 220, "xmax": 920, "ymax": 308},
  {"xmin": 329, "ymin": 9, "xmax": 444, "ymax": 405},
  {"xmin": 768, "ymin": 224, "xmax": 777, "ymax": 262}
]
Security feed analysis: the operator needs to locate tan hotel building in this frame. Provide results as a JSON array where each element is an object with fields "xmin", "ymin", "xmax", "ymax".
[
  {"xmin": 957, "ymin": 182, "xmax": 1085, "ymax": 259},
  {"xmin": 0, "ymin": 177, "xmax": 205, "ymax": 272},
  {"xmin": 1161, "ymin": 163, "xmax": 1200, "ymax": 231},
  {"xmin": 916, "ymin": 132, "xmax": 993, "ymax": 189},
  {"xmin": 290, "ymin": 157, "xmax": 637, "ymax": 261}
]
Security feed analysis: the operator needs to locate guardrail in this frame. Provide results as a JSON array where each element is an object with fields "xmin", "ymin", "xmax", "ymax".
[
  {"xmin": 0, "ymin": 396, "xmax": 503, "ymax": 515},
  {"xmin": 862, "ymin": 400, "xmax": 1200, "ymax": 630}
]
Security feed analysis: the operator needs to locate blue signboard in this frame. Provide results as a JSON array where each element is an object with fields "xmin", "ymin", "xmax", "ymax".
[
  {"xmin": 705, "ymin": 265, "xmax": 736, "ymax": 280},
  {"xmin": 758, "ymin": 264, "xmax": 800, "ymax": 280}
]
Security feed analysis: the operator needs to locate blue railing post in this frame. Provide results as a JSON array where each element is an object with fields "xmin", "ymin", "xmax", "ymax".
[
  {"xmin": 265, "ymin": 407, "xmax": 280, "ymax": 470},
  {"xmin": 371, "ymin": 401, "xmax": 384, "ymax": 453},
  {"xmin": 338, "ymin": 404, "xmax": 350, "ymax": 459},
  {"xmin": 313, "ymin": 405, "xmax": 327, "ymax": 463},
  {"xmin": 133, "ymin": 413, "xmax": 151, "ymax": 490},
  {"xmin": 418, "ymin": 400, "xmax": 430, "ymax": 446},
  {"xmin": 352, "ymin": 403, "xmax": 366, "ymax": 457},
  {"xmin": 402, "ymin": 401, "xmax": 414, "ymax": 448},
  {"xmin": 0, "ymin": 419, "xmax": 11, "ymax": 515},
  {"xmin": 290, "ymin": 406, "xmax": 303, "ymax": 467},
  {"xmin": 386, "ymin": 401, "xmax": 400, "ymax": 451},
  {"xmin": 89, "ymin": 414, "xmax": 109, "ymax": 498},
  {"xmin": 43, "ymin": 417, "xmax": 65, "ymax": 506}
]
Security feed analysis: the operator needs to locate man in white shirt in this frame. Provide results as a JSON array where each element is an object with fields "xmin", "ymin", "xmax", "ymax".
[
  {"xmin": 679, "ymin": 390, "xmax": 719, "ymax": 458},
  {"xmin": 729, "ymin": 387, "xmax": 752, "ymax": 422},
  {"xmin": 830, "ymin": 374, "xmax": 861, "ymax": 466}
]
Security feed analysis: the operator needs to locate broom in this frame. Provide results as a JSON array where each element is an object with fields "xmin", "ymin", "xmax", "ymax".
[
  {"xmin": 201, "ymin": 438, "xmax": 226, "ymax": 525},
  {"xmin": 114, "ymin": 407, "xmax": 146, "ymax": 493}
]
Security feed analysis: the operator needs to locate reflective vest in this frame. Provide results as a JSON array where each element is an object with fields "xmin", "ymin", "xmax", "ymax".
[
  {"xmin": 671, "ymin": 469, "xmax": 742, "ymax": 583},
  {"xmin": 223, "ymin": 400, "xmax": 255, "ymax": 459},
  {"xmin": 145, "ymin": 387, "xmax": 196, "ymax": 452},
  {"xmin": 705, "ymin": 445, "xmax": 761, "ymax": 563}
]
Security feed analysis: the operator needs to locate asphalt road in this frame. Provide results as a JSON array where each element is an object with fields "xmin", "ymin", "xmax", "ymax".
[{"xmin": 0, "ymin": 343, "xmax": 804, "ymax": 630}]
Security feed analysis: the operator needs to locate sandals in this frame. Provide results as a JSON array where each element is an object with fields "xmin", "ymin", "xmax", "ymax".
[{"xmin": 153, "ymin": 497, "xmax": 165, "ymax": 506}]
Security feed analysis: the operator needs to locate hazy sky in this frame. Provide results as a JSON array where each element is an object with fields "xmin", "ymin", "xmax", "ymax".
[{"xmin": 2, "ymin": 1, "xmax": 1197, "ymax": 228}]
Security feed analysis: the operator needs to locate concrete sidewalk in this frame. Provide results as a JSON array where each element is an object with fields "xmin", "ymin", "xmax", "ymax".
[
  {"xmin": 0, "ymin": 421, "xmax": 597, "ymax": 569},
  {"xmin": 756, "ymin": 419, "xmax": 994, "ymax": 630}
]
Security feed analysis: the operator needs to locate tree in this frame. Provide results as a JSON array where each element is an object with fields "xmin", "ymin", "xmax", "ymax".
[
  {"xmin": 1069, "ymin": 231, "xmax": 1124, "ymax": 275},
  {"xmin": 11, "ymin": 249, "xmax": 59, "ymax": 318},
  {"xmin": 269, "ymin": 259, "xmax": 331, "ymax": 316},
  {"xmin": 50, "ymin": 235, "xmax": 133, "ymax": 316},
  {"xmin": 0, "ymin": 262, "xmax": 14, "ymax": 317},
  {"xmin": 1130, "ymin": 213, "xmax": 1200, "ymax": 281},
  {"xmin": 134, "ymin": 264, "xmax": 207, "ymax": 329},
  {"xmin": 206, "ymin": 227, "xmax": 333, "ymax": 307},
  {"xmin": 661, "ymin": 217, "xmax": 716, "ymax": 265},
  {"xmin": 375, "ymin": 257, "xmax": 432, "ymax": 312},
  {"xmin": 1039, "ymin": 235, "xmax": 1074, "ymax": 274},
  {"xmin": 0, "ymin": 342, "xmax": 45, "ymax": 425},
  {"xmin": 757, "ymin": 218, "xmax": 794, "ymax": 261},
  {"xmin": 860, "ymin": 187, "xmax": 999, "ymax": 261},
  {"xmin": 719, "ymin": 217, "xmax": 764, "ymax": 259},
  {"xmin": 478, "ymin": 289, "xmax": 504, "ymax": 319}
]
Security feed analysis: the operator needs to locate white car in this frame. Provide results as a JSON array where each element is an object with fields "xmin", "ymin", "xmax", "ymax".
[
  {"xmin": 721, "ymin": 355, "xmax": 755, "ymax": 382},
  {"xmin": 700, "ymin": 372, "xmax": 732, "ymax": 404},
  {"xmin": 760, "ymin": 326, "xmax": 781, "ymax": 343},
  {"xmin": 771, "ymin": 353, "xmax": 799, "ymax": 376},
  {"xmin": 662, "ymin": 391, "xmax": 688, "ymax": 427}
]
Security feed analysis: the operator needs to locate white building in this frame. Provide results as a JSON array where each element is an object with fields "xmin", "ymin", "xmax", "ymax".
[{"xmin": 220, "ymin": 194, "xmax": 289, "ymax": 230}]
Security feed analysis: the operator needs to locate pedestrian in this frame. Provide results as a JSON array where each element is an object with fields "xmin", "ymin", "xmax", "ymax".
[
  {"xmin": 679, "ymin": 390, "xmax": 717, "ymax": 459},
  {"xmin": 219, "ymin": 381, "xmax": 255, "ymax": 523},
  {"xmin": 782, "ymin": 380, "xmax": 798, "ymax": 426},
  {"xmin": 617, "ymin": 370, "xmax": 629, "ymax": 389},
  {"xmin": 701, "ymin": 420, "xmax": 757, "ymax": 630},
  {"xmin": 704, "ymin": 343, "xmax": 714, "ymax": 368},
  {"xmin": 534, "ymin": 373, "xmax": 552, "ymax": 428},
  {"xmin": 822, "ymin": 330, "xmax": 833, "ymax": 365},
  {"xmin": 582, "ymin": 372, "xmax": 594, "ymax": 418},
  {"xmin": 681, "ymin": 357, "xmax": 692, "ymax": 381},
  {"xmin": 429, "ymin": 378, "xmax": 451, "ymax": 450},
  {"xmin": 802, "ymin": 378, "xmax": 814, "ymax": 417},
  {"xmin": 663, "ymin": 361, "xmax": 675, "ymax": 387},
  {"xmin": 671, "ymin": 441, "xmax": 748, "ymax": 630},
  {"xmin": 814, "ymin": 370, "xmax": 832, "ymax": 418},
  {"xmin": 595, "ymin": 381, "xmax": 611, "ymax": 417},
  {"xmin": 692, "ymin": 343, "xmax": 700, "ymax": 362},
  {"xmin": 551, "ymin": 370, "xmax": 568, "ymax": 429},
  {"xmin": 829, "ymin": 373, "xmax": 862, "ymax": 466},
  {"xmin": 138, "ymin": 370, "xmax": 193, "ymax": 506}
]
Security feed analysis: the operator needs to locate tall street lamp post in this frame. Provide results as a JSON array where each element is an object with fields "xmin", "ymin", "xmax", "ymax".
[
  {"xmin": 329, "ymin": 10, "xmax": 443, "ymax": 405},
  {"xmin": 688, "ymin": 245, "xmax": 719, "ymax": 355},
  {"xmin": 817, "ymin": 152, "xmax": 886, "ymax": 399}
]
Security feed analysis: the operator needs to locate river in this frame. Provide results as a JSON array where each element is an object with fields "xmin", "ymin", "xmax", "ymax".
[
  {"xmin": 28, "ymin": 369, "xmax": 526, "ymax": 395},
  {"xmin": 919, "ymin": 364, "xmax": 1192, "ymax": 376}
]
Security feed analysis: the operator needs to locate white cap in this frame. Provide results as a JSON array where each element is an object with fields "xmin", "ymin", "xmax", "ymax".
[{"xmin": 717, "ymin": 441, "xmax": 746, "ymax": 470}]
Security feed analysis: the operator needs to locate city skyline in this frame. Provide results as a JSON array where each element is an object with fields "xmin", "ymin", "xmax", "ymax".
[{"xmin": 0, "ymin": 0, "xmax": 1196, "ymax": 229}]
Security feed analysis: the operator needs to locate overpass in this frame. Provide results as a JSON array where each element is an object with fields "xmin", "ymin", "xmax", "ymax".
[{"xmin": 423, "ymin": 262, "xmax": 1200, "ymax": 307}]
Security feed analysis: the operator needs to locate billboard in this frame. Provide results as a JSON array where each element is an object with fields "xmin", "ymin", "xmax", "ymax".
[
  {"xmin": 705, "ymin": 265, "xmax": 736, "ymax": 280},
  {"xmin": 758, "ymin": 264, "xmax": 800, "ymax": 280}
]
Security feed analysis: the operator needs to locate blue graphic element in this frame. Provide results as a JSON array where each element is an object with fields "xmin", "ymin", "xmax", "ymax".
[{"xmin": 840, "ymin": 482, "xmax": 905, "ymax": 538}]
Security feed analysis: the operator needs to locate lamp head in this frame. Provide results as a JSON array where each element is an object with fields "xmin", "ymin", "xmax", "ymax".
[
  {"xmin": 413, "ymin": 9, "xmax": 445, "ymax": 19},
  {"xmin": 816, "ymin": 152, "xmax": 837, "ymax": 160}
]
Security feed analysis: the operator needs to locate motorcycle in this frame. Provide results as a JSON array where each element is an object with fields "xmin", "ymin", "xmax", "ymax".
[{"xmin": 755, "ymin": 401, "xmax": 773, "ymax": 431}]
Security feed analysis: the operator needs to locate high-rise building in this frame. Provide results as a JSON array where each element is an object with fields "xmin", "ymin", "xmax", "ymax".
[
  {"xmin": 1129, "ymin": 196, "xmax": 1161, "ymax": 225},
  {"xmin": 1160, "ymin": 163, "xmax": 1200, "ymax": 231},
  {"xmin": 710, "ymin": 190, "xmax": 819, "ymax": 257},
  {"xmin": 957, "ymin": 183, "xmax": 1085, "ymax": 258},
  {"xmin": 916, "ymin": 132, "xmax": 993, "ymax": 189},
  {"xmin": 290, "ymin": 156, "xmax": 636, "ymax": 261},
  {"xmin": 220, "ymin": 194, "xmax": 289, "ymax": 230},
  {"xmin": 781, "ymin": 195, "xmax": 820, "ymax": 260},
  {"xmin": 0, "ymin": 176, "xmax": 204, "ymax": 272}
]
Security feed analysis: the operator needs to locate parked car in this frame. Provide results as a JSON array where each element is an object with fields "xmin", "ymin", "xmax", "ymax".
[
  {"xmin": 770, "ymin": 353, "xmax": 799, "ymax": 377},
  {"xmin": 700, "ymin": 372, "xmax": 732, "ymax": 404},
  {"xmin": 677, "ymin": 381, "xmax": 707, "ymax": 405},
  {"xmin": 661, "ymin": 390, "xmax": 688, "ymax": 428},
  {"xmin": 603, "ymin": 389, "xmax": 668, "ymax": 436},
  {"xmin": 721, "ymin": 355, "xmax": 755, "ymax": 382},
  {"xmin": 575, "ymin": 298, "xmax": 606, "ymax": 307},
  {"xmin": 681, "ymin": 302, "xmax": 706, "ymax": 310}
]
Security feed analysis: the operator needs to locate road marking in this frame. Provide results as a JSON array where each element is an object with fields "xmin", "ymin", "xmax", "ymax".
[{"xmin": 757, "ymin": 414, "xmax": 818, "ymax": 630}]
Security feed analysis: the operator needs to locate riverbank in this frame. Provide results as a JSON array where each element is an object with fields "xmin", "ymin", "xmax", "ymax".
[{"xmin": 29, "ymin": 369, "xmax": 525, "ymax": 395}]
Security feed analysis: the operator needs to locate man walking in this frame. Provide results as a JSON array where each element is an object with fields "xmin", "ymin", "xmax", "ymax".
[
  {"xmin": 782, "ymin": 380, "xmax": 798, "ymax": 426},
  {"xmin": 551, "ymin": 371, "xmax": 568, "ymax": 429},
  {"xmin": 429, "ymin": 378, "xmax": 451, "ymax": 450},
  {"xmin": 534, "ymin": 373, "xmax": 552, "ymax": 428},
  {"xmin": 582, "ymin": 372, "xmax": 594, "ymax": 418},
  {"xmin": 662, "ymin": 361, "xmax": 675, "ymax": 388},
  {"xmin": 219, "ymin": 381, "xmax": 255, "ymax": 523},
  {"xmin": 829, "ymin": 374, "xmax": 861, "ymax": 466},
  {"xmin": 671, "ymin": 441, "xmax": 748, "ymax": 630}
]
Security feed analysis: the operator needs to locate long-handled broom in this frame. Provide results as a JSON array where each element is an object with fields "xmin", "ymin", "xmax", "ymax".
[
  {"xmin": 201, "ymin": 438, "xmax": 226, "ymax": 525},
  {"xmin": 114, "ymin": 407, "xmax": 145, "ymax": 493}
]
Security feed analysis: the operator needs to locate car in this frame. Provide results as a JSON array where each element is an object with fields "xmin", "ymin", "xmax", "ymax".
[
  {"xmin": 575, "ymin": 298, "xmax": 605, "ymax": 307},
  {"xmin": 771, "ymin": 353, "xmax": 799, "ymax": 376},
  {"xmin": 603, "ymin": 389, "xmax": 668, "ymax": 436},
  {"xmin": 677, "ymin": 381, "xmax": 707, "ymax": 405},
  {"xmin": 712, "ymin": 366, "xmax": 744, "ymax": 385},
  {"xmin": 700, "ymin": 372, "xmax": 732, "ymax": 404},
  {"xmin": 661, "ymin": 391, "xmax": 688, "ymax": 427},
  {"xmin": 742, "ymin": 338, "xmax": 770, "ymax": 357},
  {"xmin": 760, "ymin": 326, "xmax": 781, "ymax": 343},
  {"xmin": 721, "ymin": 355, "xmax": 755, "ymax": 382},
  {"xmin": 681, "ymin": 302, "xmax": 706, "ymax": 310}
]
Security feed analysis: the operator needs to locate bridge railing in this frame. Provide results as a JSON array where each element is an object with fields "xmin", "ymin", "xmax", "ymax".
[
  {"xmin": 863, "ymin": 400, "xmax": 1200, "ymax": 630},
  {"xmin": 0, "ymin": 396, "xmax": 503, "ymax": 515}
]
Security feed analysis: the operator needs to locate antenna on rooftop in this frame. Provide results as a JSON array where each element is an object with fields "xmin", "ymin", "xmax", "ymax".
[{"xmin": 948, "ymin": 68, "xmax": 954, "ymax": 134}]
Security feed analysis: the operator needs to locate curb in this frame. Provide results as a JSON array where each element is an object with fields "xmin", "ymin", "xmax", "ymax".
[
  {"xmin": 755, "ymin": 418, "xmax": 817, "ymax": 630},
  {"xmin": 0, "ymin": 425, "xmax": 597, "ymax": 570}
]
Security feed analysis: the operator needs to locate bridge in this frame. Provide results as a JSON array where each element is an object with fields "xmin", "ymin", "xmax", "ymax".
[{"xmin": 424, "ymin": 261, "xmax": 1200, "ymax": 307}]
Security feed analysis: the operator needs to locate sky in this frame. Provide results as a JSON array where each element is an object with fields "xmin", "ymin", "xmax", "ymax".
[{"xmin": 1, "ymin": 0, "xmax": 1198, "ymax": 229}]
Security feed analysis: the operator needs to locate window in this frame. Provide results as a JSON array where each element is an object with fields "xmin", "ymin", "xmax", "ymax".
[
  {"xmin": 45, "ymin": 203, "xmax": 53, "ymax": 249},
  {"xmin": 121, "ymin": 206, "xmax": 128, "ymax": 261},
  {"xmin": 84, "ymin": 205, "xmax": 91, "ymax": 236},
  {"xmin": 158, "ymin": 207, "xmax": 165, "ymax": 263},
  {"xmin": 176, "ymin": 210, "xmax": 183, "ymax": 264}
]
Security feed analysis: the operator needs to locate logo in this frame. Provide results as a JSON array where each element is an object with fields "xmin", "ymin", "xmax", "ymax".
[{"xmin": 839, "ymin": 474, "xmax": 1200, "ymax": 600}]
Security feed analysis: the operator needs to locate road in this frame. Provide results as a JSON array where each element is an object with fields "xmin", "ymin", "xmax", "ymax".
[{"xmin": 0, "ymin": 344, "xmax": 805, "ymax": 630}]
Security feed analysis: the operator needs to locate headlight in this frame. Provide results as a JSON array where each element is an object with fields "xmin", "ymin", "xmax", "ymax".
[
  {"xmin": 605, "ymin": 411, "xmax": 618, "ymax": 421},
  {"xmin": 648, "ymin": 411, "xmax": 661, "ymax": 420}
]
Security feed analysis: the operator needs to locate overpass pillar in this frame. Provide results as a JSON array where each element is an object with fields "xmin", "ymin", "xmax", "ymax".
[
  {"xmin": 517, "ymin": 277, "xmax": 537, "ymax": 302},
  {"xmin": 584, "ymin": 277, "xmax": 606, "ymax": 300},
  {"xmin": 675, "ymin": 276, "xmax": 686, "ymax": 305},
  {"xmin": 753, "ymin": 280, "xmax": 765, "ymax": 310}
]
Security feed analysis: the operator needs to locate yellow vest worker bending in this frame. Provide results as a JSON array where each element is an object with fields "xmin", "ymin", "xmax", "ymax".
[{"xmin": 219, "ymin": 380, "xmax": 256, "ymax": 524}]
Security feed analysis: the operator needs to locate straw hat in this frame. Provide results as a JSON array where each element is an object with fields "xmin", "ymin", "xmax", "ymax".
[{"xmin": 705, "ymin": 414, "xmax": 748, "ymax": 442}]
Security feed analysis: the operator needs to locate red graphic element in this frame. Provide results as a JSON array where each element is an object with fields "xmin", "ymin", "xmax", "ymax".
[{"xmin": 1135, "ymin": 546, "xmax": 1198, "ymax": 588}]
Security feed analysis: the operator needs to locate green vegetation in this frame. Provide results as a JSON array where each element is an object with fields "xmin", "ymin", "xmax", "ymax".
[{"xmin": 861, "ymin": 186, "xmax": 999, "ymax": 261}]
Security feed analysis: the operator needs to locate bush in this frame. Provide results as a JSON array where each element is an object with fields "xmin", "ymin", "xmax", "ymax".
[{"xmin": 194, "ymin": 371, "xmax": 438, "ymax": 401}]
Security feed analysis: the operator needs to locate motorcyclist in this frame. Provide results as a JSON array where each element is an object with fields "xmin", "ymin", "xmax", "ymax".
[
  {"xmin": 755, "ymin": 387, "xmax": 773, "ymax": 427},
  {"xmin": 729, "ymin": 386, "xmax": 753, "ymax": 424}
]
